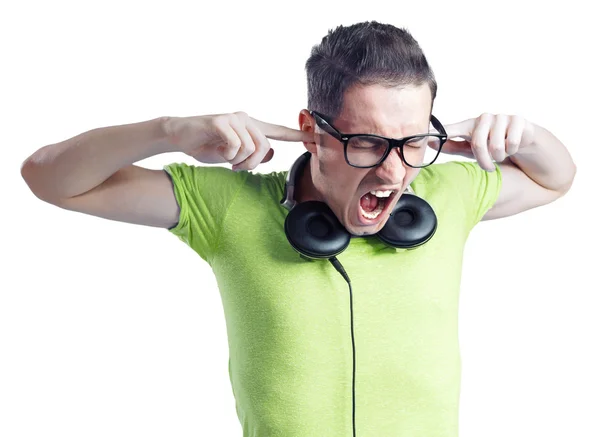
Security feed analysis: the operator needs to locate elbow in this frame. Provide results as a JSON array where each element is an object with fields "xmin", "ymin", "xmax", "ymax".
[
  {"xmin": 21, "ymin": 156, "xmax": 57, "ymax": 204},
  {"xmin": 566, "ymin": 162, "xmax": 577, "ymax": 191},
  {"xmin": 20, "ymin": 157, "xmax": 37, "ymax": 194},
  {"xmin": 557, "ymin": 163, "xmax": 577, "ymax": 197}
]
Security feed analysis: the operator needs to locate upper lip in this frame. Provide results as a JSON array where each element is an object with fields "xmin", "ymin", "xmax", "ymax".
[{"xmin": 362, "ymin": 186, "xmax": 401, "ymax": 196}]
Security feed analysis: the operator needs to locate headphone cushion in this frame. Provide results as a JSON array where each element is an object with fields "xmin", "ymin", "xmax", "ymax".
[
  {"xmin": 377, "ymin": 193, "xmax": 437, "ymax": 248},
  {"xmin": 284, "ymin": 201, "xmax": 350, "ymax": 259}
]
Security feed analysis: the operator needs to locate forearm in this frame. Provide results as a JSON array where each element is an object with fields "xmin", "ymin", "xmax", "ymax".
[
  {"xmin": 508, "ymin": 123, "xmax": 576, "ymax": 193},
  {"xmin": 21, "ymin": 116, "xmax": 174, "ymax": 200}
]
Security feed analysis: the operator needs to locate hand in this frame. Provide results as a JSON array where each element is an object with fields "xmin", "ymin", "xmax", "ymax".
[
  {"xmin": 163, "ymin": 111, "xmax": 313, "ymax": 171},
  {"xmin": 434, "ymin": 113, "xmax": 536, "ymax": 172}
]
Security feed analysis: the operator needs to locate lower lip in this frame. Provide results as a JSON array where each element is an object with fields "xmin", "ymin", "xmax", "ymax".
[{"xmin": 356, "ymin": 193, "xmax": 397, "ymax": 226}]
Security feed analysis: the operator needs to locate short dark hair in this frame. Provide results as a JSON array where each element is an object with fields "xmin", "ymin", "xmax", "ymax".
[{"xmin": 305, "ymin": 21, "xmax": 437, "ymax": 121}]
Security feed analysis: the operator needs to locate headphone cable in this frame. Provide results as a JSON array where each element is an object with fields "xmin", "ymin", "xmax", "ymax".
[{"xmin": 329, "ymin": 256, "xmax": 356, "ymax": 437}]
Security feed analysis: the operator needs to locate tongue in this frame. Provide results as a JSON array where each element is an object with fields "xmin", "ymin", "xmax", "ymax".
[{"xmin": 360, "ymin": 193, "xmax": 379, "ymax": 212}]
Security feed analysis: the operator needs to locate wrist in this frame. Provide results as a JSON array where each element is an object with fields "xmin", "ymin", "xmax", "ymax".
[{"xmin": 156, "ymin": 116, "xmax": 180, "ymax": 154}]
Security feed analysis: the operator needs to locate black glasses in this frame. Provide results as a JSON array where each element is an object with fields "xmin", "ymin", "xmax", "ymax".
[{"xmin": 310, "ymin": 110, "xmax": 448, "ymax": 169}]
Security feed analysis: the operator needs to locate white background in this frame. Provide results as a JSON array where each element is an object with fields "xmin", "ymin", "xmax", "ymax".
[{"xmin": 2, "ymin": 1, "xmax": 598, "ymax": 436}]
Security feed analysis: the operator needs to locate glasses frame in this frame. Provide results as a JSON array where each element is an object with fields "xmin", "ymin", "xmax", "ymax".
[{"xmin": 309, "ymin": 110, "xmax": 448, "ymax": 169}]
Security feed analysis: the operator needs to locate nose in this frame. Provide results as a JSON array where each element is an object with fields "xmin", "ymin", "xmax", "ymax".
[{"xmin": 373, "ymin": 147, "xmax": 407, "ymax": 184}]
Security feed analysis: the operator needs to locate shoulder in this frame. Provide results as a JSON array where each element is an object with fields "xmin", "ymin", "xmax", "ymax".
[
  {"xmin": 410, "ymin": 159, "xmax": 503, "ymax": 229},
  {"xmin": 411, "ymin": 159, "xmax": 501, "ymax": 191},
  {"xmin": 164, "ymin": 162, "xmax": 288, "ymax": 205}
]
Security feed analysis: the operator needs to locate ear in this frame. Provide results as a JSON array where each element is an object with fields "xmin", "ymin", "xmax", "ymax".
[{"xmin": 299, "ymin": 109, "xmax": 317, "ymax": 154}]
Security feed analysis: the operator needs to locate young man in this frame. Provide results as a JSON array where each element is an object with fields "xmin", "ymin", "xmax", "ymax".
[{"xmin": 21, "ymin": 21, "xmax": 576, "ymax": 437}]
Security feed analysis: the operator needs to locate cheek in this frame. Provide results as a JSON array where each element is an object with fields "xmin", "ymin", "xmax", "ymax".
[
  {"xmin": 322, "ymin": 162, "xmax": 358, "ymax": 189},
  {"xmin": 317, "ymin": 135, "xmax": 350, "ymax": 163},
  {"xmin": 405, "ymin": 167, "xmax": 421, "ymax": 185},
  {"xmin": 320, "ymin": 163, "xmax": 360, "ymax": 206},
  {"xmin": 318, "ymin": 149, "xmax": 347, "ymax": 181},
  {"xmin": 316, "ymin": 147, "xmax": 368, "ymax": 208}
]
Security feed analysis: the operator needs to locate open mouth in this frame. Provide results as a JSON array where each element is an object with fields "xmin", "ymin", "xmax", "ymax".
[{"xmin": 357, "ymin": 189, "xmax": 397, "ymax": 225}]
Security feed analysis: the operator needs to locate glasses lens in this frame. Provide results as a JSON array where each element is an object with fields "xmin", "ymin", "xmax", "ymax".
[
  {"xmin": 346, "ymin": 136, "xmax": 389, "ymax": 167},
  {"xmin": 346, "ymin": 135, "xmax": 443, "ymax": 168},
  {"xmin": 401, "ymin": 135, "xmax": 442, "ymax": 167}
]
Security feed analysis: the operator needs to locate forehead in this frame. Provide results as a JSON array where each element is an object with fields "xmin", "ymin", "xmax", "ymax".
[{"xmin": 335, "ymin": 83, "xmax": 432, "ymax": 136}]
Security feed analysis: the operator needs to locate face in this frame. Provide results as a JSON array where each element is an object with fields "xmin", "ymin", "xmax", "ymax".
[{"xmin": 299, "ymin": 83, "xmax": 433, "ymax": 236}]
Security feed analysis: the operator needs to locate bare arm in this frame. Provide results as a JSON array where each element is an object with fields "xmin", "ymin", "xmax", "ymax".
[
  {"xmin": 20, "ymin": 111, "xmax": 314, "ymax": 229},
  {"xmin": 20, "ymin": 116, "xmax": 181, "ymax": 228},
  {"xmin": 440, "ymin": 113, "xmax": 575, "ymax": 221}
]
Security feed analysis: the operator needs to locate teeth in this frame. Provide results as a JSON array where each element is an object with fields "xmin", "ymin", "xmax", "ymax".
[
  {"xmin": 360, "ymin": 201, "xmax": 384, "ymax": 219},
  {"xmin": 360, "ymin": 190, "xmax": 394, "ymax": 220},
  {"xmin": 370, "ymin": 190, "xmax": 393, "ymax": 198}
]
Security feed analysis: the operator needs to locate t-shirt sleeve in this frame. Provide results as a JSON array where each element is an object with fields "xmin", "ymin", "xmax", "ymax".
[
  {"xmin": 435, "ymin": 160, "xmax": 503, "ymax": 232},
  {"xmin": 162, "ymin": 162, "xmax": 249, "ymax": 263}
]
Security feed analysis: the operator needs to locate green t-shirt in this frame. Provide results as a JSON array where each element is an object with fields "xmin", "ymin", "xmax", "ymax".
[{"xmin": 163, "ymin": 159, "xmax": 502, "ymax": 437}]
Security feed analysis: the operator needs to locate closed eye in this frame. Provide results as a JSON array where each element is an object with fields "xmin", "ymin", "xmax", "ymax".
[{"xmin": 404, "ymin": 137, "xmax": 427, "ymax": 148}]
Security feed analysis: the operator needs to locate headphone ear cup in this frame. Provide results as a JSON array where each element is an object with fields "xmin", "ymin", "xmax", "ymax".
[
  {"xmin": 377, "ymin": 193, "xmax": 437, "ymax": 249},
  {"xmin": 284, "ymin": 201, "xmax": 351, "ymax": 259}
]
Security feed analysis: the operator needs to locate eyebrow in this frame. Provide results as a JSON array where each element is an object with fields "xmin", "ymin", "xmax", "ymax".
[{"xmin": 351, "ymin": 122, "xmax": 428, "ymax": 138}]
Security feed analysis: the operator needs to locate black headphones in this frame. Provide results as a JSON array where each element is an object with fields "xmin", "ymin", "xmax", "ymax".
[{"xmin": 281, "ymin": 151, "xmax": 438, "ymax": 258}]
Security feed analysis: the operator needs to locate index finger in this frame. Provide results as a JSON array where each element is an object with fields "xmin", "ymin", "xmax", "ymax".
[
  {"xmin": 251, "ymin": 118, "xmax": 314, "ymax": 143},
  {"xmin": 443, "ymin": 118, "xmax": 475, "ymax": 141}
]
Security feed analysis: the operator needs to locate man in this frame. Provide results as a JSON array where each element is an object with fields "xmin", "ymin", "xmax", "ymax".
[{"xmin": 21, "ymin": 21, "xmax": 576, "ymax": 437}]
